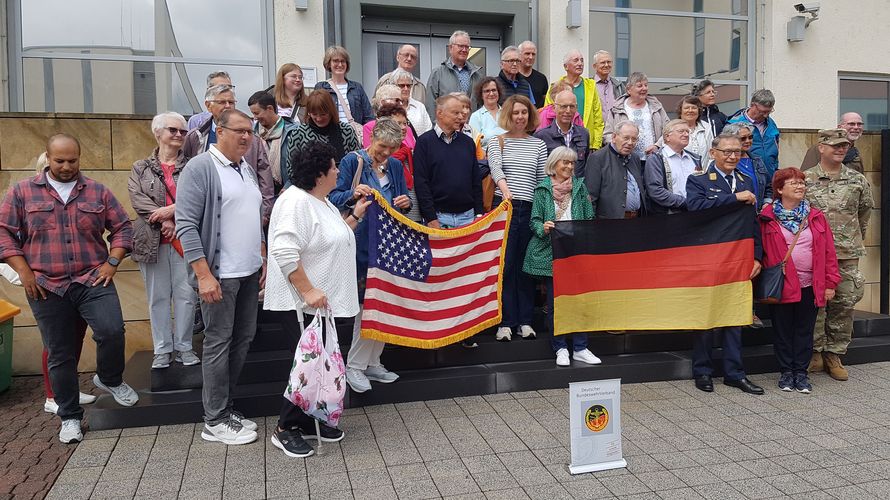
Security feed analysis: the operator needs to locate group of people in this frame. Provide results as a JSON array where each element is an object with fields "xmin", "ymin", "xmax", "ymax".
[{"xmin": 0, "ymin": 30, "xmax": 874, "ymax": 459}]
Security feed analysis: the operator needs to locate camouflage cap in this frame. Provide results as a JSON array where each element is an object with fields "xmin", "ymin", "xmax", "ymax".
[{"xmin": 818, "ymin": 128, "xmax": 851, "ymax": 146}]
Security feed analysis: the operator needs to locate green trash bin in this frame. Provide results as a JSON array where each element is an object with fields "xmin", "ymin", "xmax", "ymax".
[{"xmin": 0, "ymin": 300, "xmax": 22, "ymax": 393}]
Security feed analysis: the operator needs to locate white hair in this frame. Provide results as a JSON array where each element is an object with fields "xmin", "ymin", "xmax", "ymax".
[
  {"xmin": 500, "ymin": 46, "xmax": 519, "ymax": 59},
  {"xmin": 204, "ymin": 84, "xmax": 234, "ymax": 101},
  {"xmin": 563, "ymin": 49, "xmax": 583, "ymax": 65},
  {"xmin": 593, "ymin": 50, "xmax": 612, "ymax": 64},
  {"xmin": 518, "ymin": 40, "xmax": 537, "ymax": 52},
  {"xmin": 388, "ymin": 68, "xmax": 414, "ymax": 84},
  {"xmin": 449, "ymin": 30, "xmax": 471, "ymax": 45},
  {"xmin": 151, "ymin": 111, "xmax": 187, "ymax": 137}
]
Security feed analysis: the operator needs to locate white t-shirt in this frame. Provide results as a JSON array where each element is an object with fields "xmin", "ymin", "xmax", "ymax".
[
  {"xmin": 46, "ymin": 175, "xmax": 77, "ymax": 203},
  {"xmin": 336, "ymin": 83, "xmax": 349, "ymax": 123},
  {"xmin": 626, "ymin": 101, "xmax": 654, "ymax": 160},
  {"xmin": 209, "ymin": 146, "xmax": 264, "ymax": 279}
]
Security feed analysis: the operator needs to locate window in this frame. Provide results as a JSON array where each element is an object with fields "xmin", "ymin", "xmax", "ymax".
[
  {"xmin": 839, "ymin": 77, "xmax": 890, "ymax": 130},
  {"xmin": 590, "ymin": 0, "xmax": 754, "ymax": 114},
  {"xmin": 9, "ymin": 0, "xmax": 273, "ymax": 115}
]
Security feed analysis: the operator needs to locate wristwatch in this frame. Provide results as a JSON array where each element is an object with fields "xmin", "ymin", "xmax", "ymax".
[
  {"xmin": 351, "ymin": 213, "xmax": 364, "ymax": 223},
  {"xmin": 107, "ymin": 256, "xmax": 121, "ymax": 267}
]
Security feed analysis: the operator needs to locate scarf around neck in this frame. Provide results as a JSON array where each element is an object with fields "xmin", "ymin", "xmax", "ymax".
[
  {"xmin": 551, "ymin": 176, "xmax": 573, "ymax": 204},
  {"xmin": 772, "ymin": 198, "xmax": 810, "ymax": 234}
]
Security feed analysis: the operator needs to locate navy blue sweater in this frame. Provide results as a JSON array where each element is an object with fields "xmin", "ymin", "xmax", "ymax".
[{"xmin": 413, "ymin": 129, "xmax": 483, "ymax": 223}]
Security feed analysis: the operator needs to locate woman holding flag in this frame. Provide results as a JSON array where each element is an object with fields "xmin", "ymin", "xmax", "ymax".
[
  {"xmin": 523, "ymin": 147, "xmax": 601, "ymax": 366},
  {"xmin": 330, "ymin": 118, "xmax": 411, "ymax": 394}
]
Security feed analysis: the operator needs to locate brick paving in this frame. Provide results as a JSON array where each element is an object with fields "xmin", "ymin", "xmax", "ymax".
[
  {"xmin": 0, "ymin": 374, "xmax": 97, "ymax": 500},
  {"xmin": 9, "ymin": 361, "xmax": 890, "ymax": 499}
]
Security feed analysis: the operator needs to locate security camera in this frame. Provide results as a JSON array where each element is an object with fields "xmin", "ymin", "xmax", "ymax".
[{"xmin": 794, "ymin": 2, "xmax": 820, "ymax": 14}]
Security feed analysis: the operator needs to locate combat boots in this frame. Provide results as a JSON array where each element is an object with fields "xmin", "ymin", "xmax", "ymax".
[
  {"xmin": 823, "ymin": 352, "xmax": 849, "ymax": 381},
  {"xmin": 807, "ymin": 351, "xmax": 824, "ymax": 373}
]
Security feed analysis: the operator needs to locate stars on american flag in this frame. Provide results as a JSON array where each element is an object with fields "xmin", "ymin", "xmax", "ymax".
[{"xmin": 372, "ymin": 207, "xmax": 432, "ymax": 281}]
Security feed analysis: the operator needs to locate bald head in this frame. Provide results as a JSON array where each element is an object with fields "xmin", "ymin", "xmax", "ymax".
[
  {"xmin": 46, "ymin": 133, "xmax": 82, "ymax": 182},
  {"xmin": 838, "ymin": 112, "xmax": 864, "ymax": 142},
  {"xmin": 396, "ymin": 44, "xmax": 419, "ymax": 71}
]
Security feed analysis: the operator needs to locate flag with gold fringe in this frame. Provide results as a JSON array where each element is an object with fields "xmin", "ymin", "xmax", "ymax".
[
  {"xmin": 360, "ymin": 192, "xmax": 512, "ymax": 348},
  {"xmin": 551, "ymin": 204, "xmax": 754, "ymax": 334}
]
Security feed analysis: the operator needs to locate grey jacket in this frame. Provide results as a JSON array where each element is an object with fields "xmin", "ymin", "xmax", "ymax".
[
  {"xmin": 127, "ymin": 148, "xmax": 186, "ymax": 263},
  {"xmin": 175, "ymin": 151, "xmax": 264, "ymax": 285},
  {"xmin": 603, "ymin": 95, "xmax": 670, "ymax": 145},
  {"xmin": 426, "ymin": 59, "xmax": 484, "ymax": 116},
  {"xmin": 643, "ymin": 148, "xmax": 702, "ymax": 215},
  {"xmin": 583, "ymin": 144, "xmax": 648, "ymax": 219},
  {"xmin": 182, "ymin": 117, "xmax": 275, "ymax": 225}
]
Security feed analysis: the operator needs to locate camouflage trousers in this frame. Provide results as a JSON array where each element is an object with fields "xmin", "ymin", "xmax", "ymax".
[{"xmin": 813, "ymin": 259, "xmax": 865, "ymax": 355}]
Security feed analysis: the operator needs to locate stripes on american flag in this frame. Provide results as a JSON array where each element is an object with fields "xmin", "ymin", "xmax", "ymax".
[{"xmin": 360, "ymin": 192, "xmax": 512, "ymax": 348}]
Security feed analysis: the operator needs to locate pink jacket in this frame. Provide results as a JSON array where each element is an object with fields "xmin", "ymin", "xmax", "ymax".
[
  {"xmin": 759, "ymin": 204, "xmax": 841, "ymax": 307},
  {"xmin": 536, "ymin": 105, "xmax": 583, "ymax": 132}
]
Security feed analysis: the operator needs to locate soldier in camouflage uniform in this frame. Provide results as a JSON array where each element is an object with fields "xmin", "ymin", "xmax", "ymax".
[
  {"xmin": 804, "ymin": 128, "xmax": 874, "ymax": 381},
  {"xmin": 800, "ymin": 112, "xmax": 866, "ymax": 173}
]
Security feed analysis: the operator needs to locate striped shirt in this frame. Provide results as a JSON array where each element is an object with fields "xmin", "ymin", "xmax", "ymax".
[{"xmin": 486, "ymin": 136, "xmax": 548, "ymax": 203}]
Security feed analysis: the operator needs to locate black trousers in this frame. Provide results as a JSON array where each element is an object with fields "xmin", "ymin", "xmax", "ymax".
[
  {"xmin": 277, "ymin": 311, "xmax": 344, "ymax": 430},
  {"xmin": 769, "ymin": 286, "xmax": 818, "ymax": 374},
  {"xmin": 29, "ymin": 282, "xmax": 126, "ymax": 421}
]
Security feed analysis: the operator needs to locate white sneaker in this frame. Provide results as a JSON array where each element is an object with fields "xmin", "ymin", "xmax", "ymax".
[
  {"xmin": 175, "ymin": 350, "xmax": 201, "ymax": 366},
  {"xmin": 555, "ymin": 348, "xmax": 570, "ymax": 367},
  {"xmin": 365, "ymin": 365, "xmax": 399, "ymax": 383},
  {"xmin": 59, "ymin": 419, "xmax": 83, "ymax": 444},
  {"xmin": 201, "ymin": 419, "xmax": 257, "ymax": 445},
  {"xmin": 93, "ymin": 374, "xmax": 139, "ymax": 407},
  {"xmin": 151, "ymin": 352, "xmax": 172, "ymax": 369},
  {"xmin": 495, "ymin": 327, "xmax": 512, "ymax": 342},
  {"xmin": 230, "ymin": 410, "xmax": 258, "ymax": 432},
  {"xmin": 518, "ymin": 325, "xmax": 537, "ymax": 339},
  {"xmin": 573, "ymin": 349, "xmax": 602, "ymax": 365},
  {"xmin": 44, "ymin": 392, "xmax": 97, "ymax": 414},
  {"xmin": 346, "ymin": 368, "xmax": 372, "ymax": 393}
]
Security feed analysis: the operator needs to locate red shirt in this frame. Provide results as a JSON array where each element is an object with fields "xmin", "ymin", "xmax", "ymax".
[
  {"xmin": 0, "ymin": 171, "xmax": 133, "ymax": 296},
  {"xmin": 160, "ymin": 162, "xmax": 177, "ymax": 244}
]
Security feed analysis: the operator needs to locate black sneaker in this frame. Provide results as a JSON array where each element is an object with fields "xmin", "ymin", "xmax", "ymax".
[
  {"xmin": 298, "ymin": 421, "xmax": 345, "ymax": 443},
  {"xmin": 271, "ymin": 428, "xmax": 314, "ymax": 458},
  {"xmin": 777, "ymin": 372, "xmax": 794, "ymax": 392}
]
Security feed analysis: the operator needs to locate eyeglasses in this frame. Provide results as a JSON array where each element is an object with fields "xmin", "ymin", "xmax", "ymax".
[
  {"xmin": 502, "ymin": 59, "xmax": 521, "ymax": 65},
  {"xmin": 713, "ymin": 148, "xmax": 742, "ymax": 157},
  {"xmin": 671, "ymin": 129, "xmax": 691, "ymax": 135},
  {"xmin": 219, "ymin": 126, "xmax": 254, "ymax": 137},
  {"xmin": 785, "ymin": 180, "xmax": 806, "ymax": 187},
  {"xmin": 555, "ymin": 104, "xmax": 577, "ymax": 110},
  {"xmin": 399, "ymin": 52, "xmax": 417, "ymax": 59},
  {"xmin": 166, "ymin": 127, "xmax": 188, "ymax": 136},
  {"xmin": 451, "ymin": 44, "xmax": 470, "ymax": 50},
  {"xmin": 396, "ymin": 83, "xmax": 413, "ymax": 88},
  {"xmin": 209, "ymin": 99, "xmax": 237, "ymax": 106}
]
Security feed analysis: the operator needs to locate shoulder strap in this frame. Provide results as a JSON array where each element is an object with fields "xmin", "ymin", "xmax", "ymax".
[
  {"xmin": 661, "ymin": 151, "xmax": 673, "ymax": 192},
  {"xmin": 781, "ymin": 219, "xmax": 809, "ymax": 265},
  {"xmin": 328, "ymin": 80, "xmax": 355, "ymax": 122},
  {"xmin": 497, "ymin": 134, "xmax": 505, "ymax": 155},
  {"xmin": 351, "ymin": 151, "xmax": 365, "ymax": 190}
]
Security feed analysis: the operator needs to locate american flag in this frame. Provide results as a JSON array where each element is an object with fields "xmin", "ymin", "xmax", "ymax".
[{"xmin": 360, "ymin": 194, "xmax": 512, "ymax": 348}]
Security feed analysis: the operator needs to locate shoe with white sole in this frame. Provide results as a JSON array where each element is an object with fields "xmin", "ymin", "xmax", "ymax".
[
  {"xmin": 518, "ymin": 325, "xmax": 536, "ymax": 339},
  {"xmin": 175, "ymin": 350, "xmax": 201, "ymax": 366},
  {"xmin": 230, "ymin": 410, "xmax": 258, "ymax": 432},
  {"xmin": 93, "ymin": 375, "xmax": 139, "ymax": 407},
  {"xmin": 59, "ymin": 419, "xmax": 83, "ymax": 444},
  {"xmin": 271, "ymin": 428, "xmax": 314, "ymax": 457},
  {"xmin": 201, "ymin": 419, "xmax": 257, "ymax": 445},
  {"xmin": 555, "ymin": 348, "xmax": 570, "ymax": 367},
  {"xmin": 44, "ymin": 392, "xmax": 97, "ymax": 414},
  {"xmin": 365, "ymin": 365, "xmax": 399, "ymax": 383},
  {"xmin": 573, "ymin": 349, "xmax": 602, "ymax": 365},
  {"xmin": 346, "ymin": 368, "xmax": 372, "ymax": 393},
  {"xmin": 495, "ymin": 327, "xmax": 512, "ymax": 342},
  {"xmin": 151, "ymin": 352, "xmax": 171, "ymax": 369}
]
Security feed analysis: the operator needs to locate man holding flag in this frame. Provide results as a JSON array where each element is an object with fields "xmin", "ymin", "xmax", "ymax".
[{"xmin": 685, "ymin": 133, "xmax": 764, "ymax": 395}]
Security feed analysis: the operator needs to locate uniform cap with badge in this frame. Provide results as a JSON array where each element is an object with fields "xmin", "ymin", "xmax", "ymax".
[{"xmin": 818, "ymin": 128, "xmax": 851, "ymax": 146}]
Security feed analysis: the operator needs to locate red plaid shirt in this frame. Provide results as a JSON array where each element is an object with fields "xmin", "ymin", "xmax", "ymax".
[{"xmin": 0, "ymin": 171, "xmax": 133, "ymax": 296}]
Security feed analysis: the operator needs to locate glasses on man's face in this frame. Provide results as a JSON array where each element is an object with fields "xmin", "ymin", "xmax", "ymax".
[
  {"xmin": 399, "ymin": 52, "xmax": 417, "ymax": 59},
  {"xmin": 166, "ymin": 127, "xmax": 188, "ymax": 136},
  {"xmin": 555, "ymin": 104, "xmax": 577, "ymax": 111},
  {"xmin": 714, "ymin": 148, "xmax": 742, "ymax": 157},
  {"xmin": 672, "ymin": 129, "xmax": 690, "ymax": 136},
  {"xmin": 210, "ymin": 99, "xmax": 237, "ymax": 106},
  {"xmin": 502, "ymin": 59, "xmax": 521, "ymax": 65},
  {"xmin": 220, "ymin": 126, "xmax": 254, "ymax": 137},
  {"xmin": 451, "ymin": 44, "xmax": 470, "ymax": 51}
]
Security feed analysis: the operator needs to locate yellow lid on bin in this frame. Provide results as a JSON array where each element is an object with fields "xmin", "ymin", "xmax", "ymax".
[{"xmin": 0, "ymin": 300, "xmax": 21, "ymax": 323}]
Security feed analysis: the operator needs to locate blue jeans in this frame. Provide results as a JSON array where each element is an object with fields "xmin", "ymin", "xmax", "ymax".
[
  {"xmin": 544, "ymin": 277, "xmax": 588, "ymax": 352},
  {"xmin": 496, "ymin": 198, "xmax": 534, "ymax": 328},
  {"xmin": 29, "ymin": 282, "xmax": 126, "ymax": 421},
  {"xmin": 436, "ymin": 208, "xmax": 475, "ymax": 228}
]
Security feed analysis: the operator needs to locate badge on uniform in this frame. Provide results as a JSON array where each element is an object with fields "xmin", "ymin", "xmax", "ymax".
[{"xmin": 709, "ymin": 173, "xmax": 717, "ymax": 180}]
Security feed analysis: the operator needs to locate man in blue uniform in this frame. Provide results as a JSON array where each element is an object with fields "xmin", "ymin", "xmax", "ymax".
[{"xmin": 685, "ymin": 133, "xmax": 764, "ymax": 395}]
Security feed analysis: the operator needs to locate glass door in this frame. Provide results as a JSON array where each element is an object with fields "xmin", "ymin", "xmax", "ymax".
[
  {"xmin": 429, "ymin": 37, "xmax": 502, "ymax": 80},
  {"xmin": 361, "ymin": 33, "xmax": 432, "ymax": 92}
]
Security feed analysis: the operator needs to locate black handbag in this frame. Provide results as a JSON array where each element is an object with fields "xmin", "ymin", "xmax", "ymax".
[{"xmin": 754, "ymin": 220, "xmax": 807, "ymax": 304}]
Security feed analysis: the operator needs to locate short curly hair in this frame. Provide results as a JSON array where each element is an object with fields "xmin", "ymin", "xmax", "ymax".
[{"xmin": 289, "ymin": 140, "xmax": 337, "ymax": 191}]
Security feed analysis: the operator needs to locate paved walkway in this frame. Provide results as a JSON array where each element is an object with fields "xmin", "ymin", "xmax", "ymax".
[{"xmin": 30, "ymin": 361, "xmax": 890, "ymax": 499}]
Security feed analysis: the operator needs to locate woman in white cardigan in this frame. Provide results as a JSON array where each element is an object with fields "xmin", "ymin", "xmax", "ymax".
[{"xmin": 263, "ymin": 140, "xmax": 370, "ymax": 459}]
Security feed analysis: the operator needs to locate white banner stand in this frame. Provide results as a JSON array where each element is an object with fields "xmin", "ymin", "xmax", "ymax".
[{"xmin": 568, "ymin": 378, "xmax": 627, "ymax": 474}]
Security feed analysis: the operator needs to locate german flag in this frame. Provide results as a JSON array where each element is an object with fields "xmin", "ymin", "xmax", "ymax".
[{"xmin": 551, "ymin": 204, "xmax": 754, "ymax": 334}]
